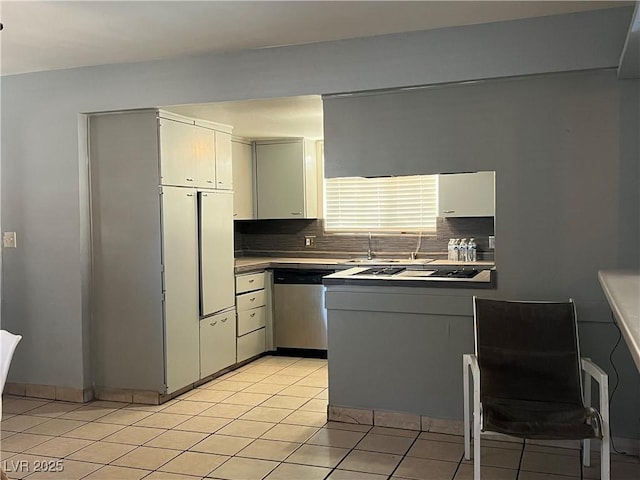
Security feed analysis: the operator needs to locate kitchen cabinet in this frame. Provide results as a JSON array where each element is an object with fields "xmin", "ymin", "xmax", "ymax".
[
  {"xmin": 200, "ymin": 309, "xmax": 236, "ymax": 378},
  {"xmin": 158, "ymin": 114, "xmax": 233, "ymax": 189},
  {"xmin": 89, "ymin": 109, "xmax": 236, "ymax": 402},
  {"xmin": 232, "ymin": 137, "xmax": 255, "ymax": 219},
  {"xmin": 194, "ymin": 120, "xmax": 233, "ymax": 190},
  {"xmin": 235, "ymin": 271, "xmax": 268, "ymax": 362},
  {"xmin": 159, "ymin": 116, "xmax": 198, "ymax": 187},
  {"xmin": 199, "ymin": 191, "xmax": 235, "ymax": 317},
  {"xmin": 161, "ymin": 186, "xmax": 200, "ymax": 392},
  {"xmin": 438, "ymin": 171, "xmax": 495, "ymax": 217},
  {"xmin": 255, "ymin": 138, "xmax": 318, "ymax": 219}
]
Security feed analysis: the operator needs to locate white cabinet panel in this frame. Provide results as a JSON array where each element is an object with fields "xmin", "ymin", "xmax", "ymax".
[
  {"xmin": 238, "ymin": 306, "xmax": 266, "ymax": 336},
  {"xmin": 200, "ymin": 191, "xmax": 235, "ymax": 317},
  {"xmin": 200, "ymin": 310, "xmax": 236, "ymax": 378},
  {"xmin": 161, "ymin": 186, "xmax": 200, "ymax": 392},
  {"xmin": 215, "ymin": 131, "xmax": 233, "ymax": 190},
  {"xmin": 438, "ymin": 171, "xmax": 495, "ymax": 217},
  {"xmin": 237, "ymin": 328, "xmax": 266, "ymax": 363},
  {"xmin": 232, "ymin": 139, "xmax": 254, "ymax": 219},
  {"xmin": 159, "ymin": 118, "xmax": 197, "ymax": 187},
  {"xmin": 256, "ymin": 140, "xmax": 317, "ymax": 219},
  {"xmin": 236, "ymin": 271, "xmax": 265, "ymax": 294},
  {"xmin": 236, "ymin": 290, "xmax": 266, "ymax": 312},
  {"xmin": 194, "ymin": 125, "xmax": 216, "ymax": 188}
]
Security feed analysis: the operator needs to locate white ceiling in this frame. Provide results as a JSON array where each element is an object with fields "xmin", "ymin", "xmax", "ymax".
[{"xmin": 2, "ymin": 1, "xmax": 632, "ymax": 139}]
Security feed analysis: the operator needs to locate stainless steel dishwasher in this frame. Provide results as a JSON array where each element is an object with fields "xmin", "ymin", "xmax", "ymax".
[{"xmin": 273, "ymin": 268, "xmax": 334, "ymax": 353}]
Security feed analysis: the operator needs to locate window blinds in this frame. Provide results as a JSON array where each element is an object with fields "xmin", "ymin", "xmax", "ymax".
[{"xmin": 324, "ymin": 175, "xmax": 438, "ymax": 232}]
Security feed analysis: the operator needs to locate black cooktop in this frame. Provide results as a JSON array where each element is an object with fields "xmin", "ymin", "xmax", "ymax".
[
  {"xmin": 355, "ymin": 267, "xmax": 406, "ymax": 276},
  {"xmin": 429, "ymin": 269, "xmax": 481, "ymax": 278}
]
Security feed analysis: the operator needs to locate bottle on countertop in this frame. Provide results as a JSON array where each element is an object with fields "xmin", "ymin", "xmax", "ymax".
[
  {"xmin": 459, "ymin": 239, "xmax": 468, "ymax": 262},
  {"xmin": 447, "ymin": 239, "xmax": 455, "ymax": 261},
  {"xmin": 468, "ymin": 238, "xmax": 477, "ymax": 262}
]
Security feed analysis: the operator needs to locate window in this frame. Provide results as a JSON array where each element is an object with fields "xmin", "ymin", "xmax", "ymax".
[{"xmin": 324, "ymin": 175, "xmax": 438, "ymax": 233}]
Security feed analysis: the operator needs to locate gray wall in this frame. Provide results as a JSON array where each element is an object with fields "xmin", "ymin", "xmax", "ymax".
[
  {"xmin": 323, "ymin": 70, "xmax": 640, "ymax": 437},
  {"xmin": 0, "ymin": 7, "xmax": 633, "ymax": 391}
]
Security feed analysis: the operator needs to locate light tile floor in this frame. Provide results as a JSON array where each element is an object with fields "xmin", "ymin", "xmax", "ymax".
[{"xmin": 1, "ymin": 355, "xmax": 639, "ymax": 479}]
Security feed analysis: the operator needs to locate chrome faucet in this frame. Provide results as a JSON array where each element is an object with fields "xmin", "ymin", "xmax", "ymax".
[{"xmin": 367, "ymin": 232, "xmax": 374, "ymax": 260}]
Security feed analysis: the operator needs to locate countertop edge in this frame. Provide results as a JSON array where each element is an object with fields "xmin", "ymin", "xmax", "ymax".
[{"xmin": 598, "ymin": 270, "xmax": 640, "ymax": 373}]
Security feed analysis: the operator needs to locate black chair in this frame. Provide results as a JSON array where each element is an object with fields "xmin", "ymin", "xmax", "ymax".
[{"xmin": 463, "ymin": 297, "xmax": 610, "ymax": 480}]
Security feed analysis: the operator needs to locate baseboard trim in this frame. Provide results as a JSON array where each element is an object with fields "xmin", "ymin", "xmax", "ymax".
[{"xmin": 4, "ymin": 382, "xmax": 93, "ymax": 403}]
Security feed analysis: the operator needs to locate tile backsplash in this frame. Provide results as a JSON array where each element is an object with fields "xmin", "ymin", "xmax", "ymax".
[{"xmin": 235, "ymin": 217, "xmax": 494, "ymax": 260}]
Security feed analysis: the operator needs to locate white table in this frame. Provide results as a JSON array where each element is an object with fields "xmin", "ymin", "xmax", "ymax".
[{"xmin": 598, "ymin": 270, "xmax": 640, "ymax": 373}]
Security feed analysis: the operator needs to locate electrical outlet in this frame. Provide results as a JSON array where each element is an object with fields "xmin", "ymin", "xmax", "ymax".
[
  {"xmin": 304, "ymin": 235, "xmax": 316, "ymax": 247},
  {"xmin": 2, "ymin": 232, "xmax": 17, "ymax": 248},
  {"xmin": 488, "ymin": 235, "xmax": 495, "ymax": 249}
]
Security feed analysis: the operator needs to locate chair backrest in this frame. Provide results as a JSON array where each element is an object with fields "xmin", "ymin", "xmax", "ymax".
[
  {"xmin": 473, "ymin": 297, "xmax": 584, "ymax": 406},
  {"xmin": 1, "ymin": 330, "xmax": 22, "ymax": 394}
]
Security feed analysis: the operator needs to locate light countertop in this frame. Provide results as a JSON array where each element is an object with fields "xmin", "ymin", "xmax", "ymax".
[
  {"xmin": 598, "ymin": 270, "xmax": 640, "ymax": 373},
  {"xmin": 235, "ymin": 256, "xmax": 495, "ymax": 274}
]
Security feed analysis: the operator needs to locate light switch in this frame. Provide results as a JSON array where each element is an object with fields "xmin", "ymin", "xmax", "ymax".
[{"xmin": 2, "ymin": 232, "xmax": 17, "ymax": 248}]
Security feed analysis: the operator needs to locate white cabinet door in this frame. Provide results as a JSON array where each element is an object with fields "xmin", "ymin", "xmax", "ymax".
[
  {"xmin": 161, "ymin": 186, "xmax": 200, "ymax": 392},
  {"xmin": 194, "ymin": 125, "xmax": 216, "ymax": 188},
  {"xmin": 438, "ymin": 172, "xmax": 495, "ymax": 217},
  {"xmin": 200, "ymin": 310, "xmax": 236, "ymax": 378},
  {"xmin": 256, "ymin": 142, "xmax": 305, "ymax": 219},
  {"xmin": 159, "ymin": 118, "xmax": 197, "ymax": 187},
  {"xmin": 215, "ymin": 131, "xmax": 233, "ymax": 190},
  {"xmin": 232, "ymin": 140, "xmax": 254, "ymax": 219},
  {"xmin": 200, "ymin": 191, "xmax": 235, "ymax": 317}
]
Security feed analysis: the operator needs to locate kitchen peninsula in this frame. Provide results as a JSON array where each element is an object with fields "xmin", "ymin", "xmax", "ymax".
[{"xmin": 323, "ymin": 269, "xmax": 496, "ymax": 431}]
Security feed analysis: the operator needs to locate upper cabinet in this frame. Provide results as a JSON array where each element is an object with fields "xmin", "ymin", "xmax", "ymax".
[
  {"xmin": 194, "ymin": 119, "xmax": 233, "ymax": 190},
  {"xmin": 255, "ymin": 138, "xmax": 318, "ymax": 219},
  {"xmin": 157, "ymin": 113, "xmax": 232, "ymax": 189},
  {"xmin": 232, "ymin": 138, "xmax": 255, "ymax": 220},
  {"xmin": 438, "ymin": 171, "xmax": 495, "ymax": 217}
]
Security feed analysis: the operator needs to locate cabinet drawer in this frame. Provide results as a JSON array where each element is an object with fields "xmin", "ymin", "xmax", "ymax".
[
  {"xmin": 237, "ymin": 306, "xmax": 266, "ymax": 337},
  {"xmin": 200, "ymin": 311, "xmax": 236, "ymax": 379},
  {"xmin": 237, "ymin": 328, "xmax": 266, "ymax": 363},
  {"xmin": 236, "ymin": 289, "xmax": 266, "ymax": 311},
  {"xmin": 236, "ymin": 272, "xmax": 265, "ymax": 294}
]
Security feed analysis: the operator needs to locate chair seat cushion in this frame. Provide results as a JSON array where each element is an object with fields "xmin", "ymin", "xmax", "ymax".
[{"xmin": 482, "ymin": 396, "xmax": 602, "ymax": 440}]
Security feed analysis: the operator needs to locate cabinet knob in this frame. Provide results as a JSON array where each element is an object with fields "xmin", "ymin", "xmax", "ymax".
[
  {"xmin": 210, "ymin": 321, "xmax": 217, "ymax": 326},
  {"xmin": 218, "ymin": 181, "xmax": 223, "ymax": 184},
  {"xmin": 221, "ymin": 317, "xmax": 228, "ymax": 323},
  {"xmin": 207, "ymin": 180, "xmax": 213, "ymax": 183},
  {"xmin": 186, "ymin": 178, "xmax": 194, "ymax": 182},
  {"xmin": 186, "ymin": 193, "xmax": 194, "ymax": 197},
  {"xmin": 248, "ymin": 279, "xmax": 254, "ymax": 283},
  {"xmin": 202, "ymin": 193, "xmax": 208, "ymax": 197},
  {"xmin": 233, "ymin": 214, "xmax": 238, "ymax": 217},
  {"xmin": 250, "ymin": 312, "xmax": 256, "ymax": 318},
  {"xmin": 250, "ymin": 297, "xmax": 255, "ymax": 302}
]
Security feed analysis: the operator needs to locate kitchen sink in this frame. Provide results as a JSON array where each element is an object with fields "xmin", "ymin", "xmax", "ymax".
[{"xmin": 341, "ymin": 258, "xmax": 434, "ymax": 266}]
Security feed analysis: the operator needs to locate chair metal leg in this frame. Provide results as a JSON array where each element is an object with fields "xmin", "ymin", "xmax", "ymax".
[
  {"xmin": 463, "ymin": 355, "xmax": 471, "ymax": 460},
  {"xmin": 583, "ymin": 370, "xmax": 591, "ymax": 467},
  {"xmin": 473, "ymin": 384, "xmax": 481, "ymax": 480},
  {"xmin": 581, "ymin": 358, "xmax": 610, "ymax": 480}
]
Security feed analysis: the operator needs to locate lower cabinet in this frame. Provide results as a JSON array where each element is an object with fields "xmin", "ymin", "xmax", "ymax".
[
  {"xmin": 237, "ymin": 329, "xmax": 267, "ymax": 363},
  {"xmin": 200, "ymin": 310, "xmax": 236, "ymax": 378},
  {"xmin": 236, "ymin": 271, "xmax": 268, "ymax": 362}
]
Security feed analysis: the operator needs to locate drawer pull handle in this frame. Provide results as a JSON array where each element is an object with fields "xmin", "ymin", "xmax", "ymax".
[
  {"xmin": 207, "ymin": 180, "xmax": 213, "ymax": 183},
  {"xmin": 221, "ymin": 317, "xmax": 228, "ymax": 323},
  {"xmin": 210, "ymin": 321, "xmax": 217, "ymax": 326},
  {"xmin": 248, "ymin": 279, "xmax": 255, "ymax": 283},
  {"xmin": 291, "ymin": 212, "xmax": 302, "ymax": 215},
  {"xmin": 250, "ymin": 297, "xmax": 256, "ymax": 302},
  {"xmin": 186, "ymin": 193, "xmax": 194, "ymax": 197},
  {"xmin": 186, "ymin": 178, "xmax": 194, "ymax": 182},
  {"xmin": 443, "ymin": 210, "xmax": 455, "ymax": 213},
  {"xmin": 250, "ymin": 312, "xmax": 256, "ymax": 317}
]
